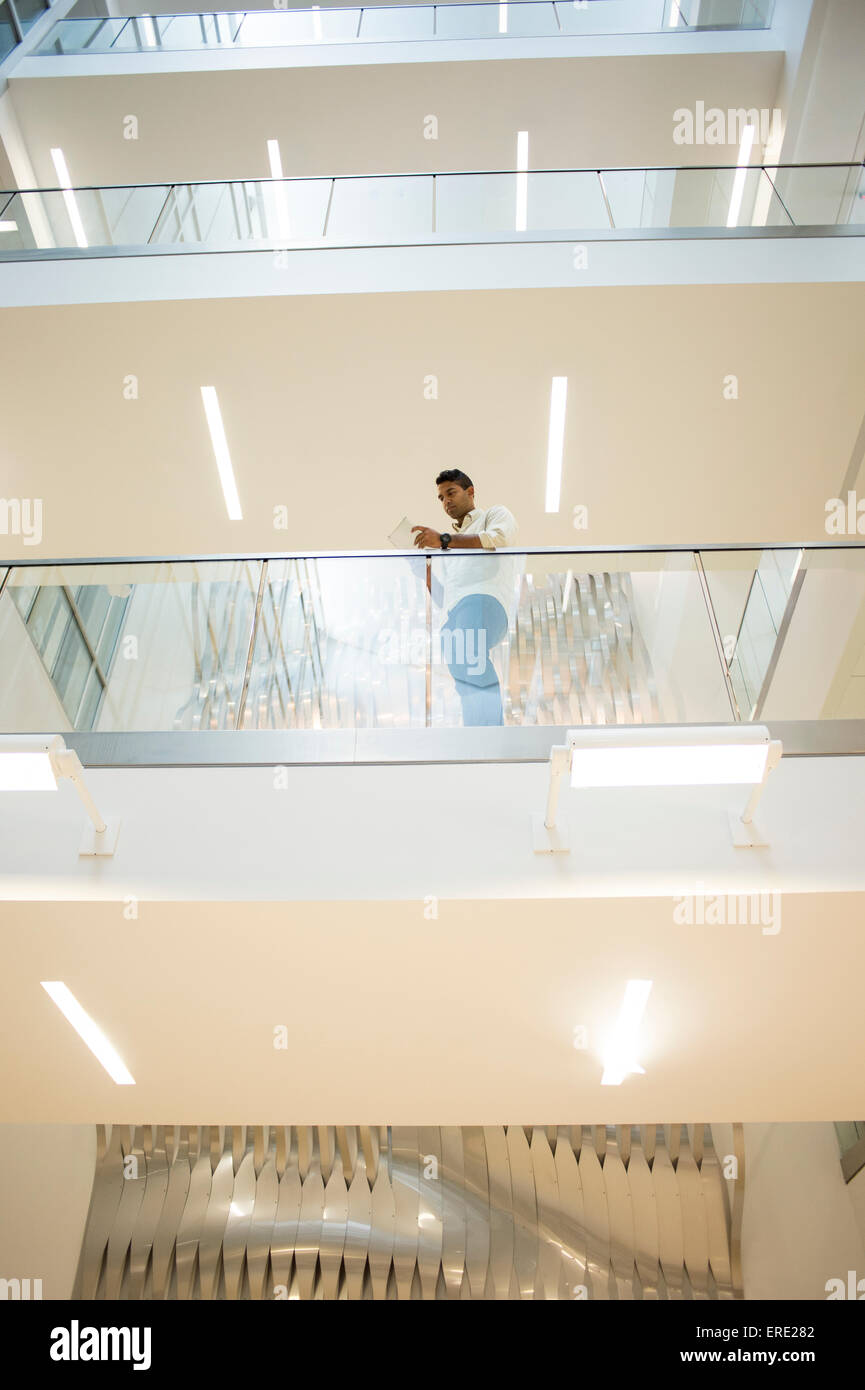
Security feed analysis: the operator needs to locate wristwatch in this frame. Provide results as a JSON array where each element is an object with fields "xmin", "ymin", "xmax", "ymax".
[{"xmin": 440, "ymin": 534, "xmax": 451, "ymax": 550}]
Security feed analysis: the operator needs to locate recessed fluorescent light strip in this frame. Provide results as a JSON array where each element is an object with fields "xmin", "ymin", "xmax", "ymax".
[
  {"xmin": 545, "ymin": 376, "xmax": 567, "ymax": 512},
  {"xmin": 266, "ymin": 139, "xmax": 292, "ymax": 241},
  {"xmin": 499, "ymin": 3, "xmax": 508, "ymax": 33},
  {"xmin": 41, "ymin": 982, "xmax": 135, "ymax": 1085},
  {"xmin": 515, "ymin": 130, "xmax": 528, "ymax": 231},
  {"xmin": 200, "ymin": 386, "xmax": 243, "ymax": 520},
  {"xmin": 601, "ymin": 979, "xmax": 652, "ymax": 1087},
  {"xmin": 312, "ymin": 4, "xmax": 322, "ymax": 40},
  {"xmin": 50, "ymin": 148, "xmax": 87, "ymax": 249},
  {"xmin": 0, "ymin": 221, "xmax": 17, "ymax": 233},
  {"xmin": 726, "ymin": 123, "xmax": 756, "ymax": 228}
]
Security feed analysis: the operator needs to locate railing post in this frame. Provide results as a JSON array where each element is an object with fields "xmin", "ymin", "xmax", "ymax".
[
  {"xmin": 237, "ymin": 559, "xmax": 268, "ymax": 730},
  {"xmin": 694, "ymin": 550, "xmax": 742, "ymax": 721}
]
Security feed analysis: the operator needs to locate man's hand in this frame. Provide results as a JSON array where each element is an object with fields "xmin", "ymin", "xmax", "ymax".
[{"xmin": 412, "ymin": 526, "xmax": 443, "ymax": 549}]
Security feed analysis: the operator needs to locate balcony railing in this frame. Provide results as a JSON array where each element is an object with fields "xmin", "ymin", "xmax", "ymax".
[
  {"xmin": 0, "ymin": 0, "xmax": 50, "ymax": 64},
  {"xmin": 36, "ymin": 1, "xmax": 775, "ymax": 57},
  {"xmin": 1, "ymin": 162, "xmax": 862, "ymax": 259},
  {"xmin": 1, "ymin": 543, "xmax": 863, "ymax": 742}
]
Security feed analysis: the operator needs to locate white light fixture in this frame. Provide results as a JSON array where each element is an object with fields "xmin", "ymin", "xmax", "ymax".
[
  {"xmin": 139, "ymin": 14, "xmax": 157, "ymax": 47},
  {"xmin": 533, "ymin": 724, "xmax": 783, "ymax": 852},
  {"xmin": 601, "ymin": 980, "xmax": 651, "ymax": 1086},
  {"xmin": 545, "ymin": 376, "xmax": 567, "ymax": 512},
  {"xmin": 498, "ymin": 3, "xmax": 508, "ymax": 33},
  {"xmin": 0, "ymin": 221, "xmax": 18, "ymax": 232},
  {"xmin": 311, "ymin": 3, "xmax": 322, "ymax": 40},
  {"xmin": 726, "ymin": 123, "xmax": 756, "ymax": 229},
  {"xmin": 515, "ymin": 130, "xmax": 528, "ymax": 232},
  {"xmin": 0, "ymin": 735, "xmax": 120, "ymax": 855},
  {"xmin": 41, "ymin": 982, "xmax": 135, "ymax": 1085},
  {"xmin": 200, "ymin": 386, "xmax": 243, "ymax": 520},
  {"xmin": 50, "ymin": 148, "xmax": 88, "ymax": 249},
  {"xmin": 266, "ymin": 138, "xmax": 292, "ymax": 241}
]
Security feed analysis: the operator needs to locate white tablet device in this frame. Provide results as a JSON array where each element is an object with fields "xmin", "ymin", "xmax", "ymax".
[{"xmin": 387, "ymin": 516, "xmax": 416, "ymax": 548}]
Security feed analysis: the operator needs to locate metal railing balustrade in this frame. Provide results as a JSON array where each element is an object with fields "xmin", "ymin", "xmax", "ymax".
[
  {"xmin": 1, "ymin": 161, "xmax": 862, "ymax": 259},
  {"xmin": 1, "ymin": 543, "xmax": 864, "ymax": 741},
  {"xmin": 38, "ymin": 0, "xmax": 775, "ymax": 56}
]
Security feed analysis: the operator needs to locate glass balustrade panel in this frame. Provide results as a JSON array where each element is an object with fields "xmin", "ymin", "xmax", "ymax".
[
  {"xmin": 758, "ymin": 547, "xmax": 865, "ymax": 722},
  {"xmin": 429, "ymin": 548, "xmax": 733, "ymax": 726}
]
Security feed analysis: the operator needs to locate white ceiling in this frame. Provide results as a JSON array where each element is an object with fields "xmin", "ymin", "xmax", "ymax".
[
  {"xmin": 1, "ymin": 890, "xmax": 863, "ymax": 1122},
  {"xmin": 0, "ymin": 281, "xmax": 862, "ymax": 561}
]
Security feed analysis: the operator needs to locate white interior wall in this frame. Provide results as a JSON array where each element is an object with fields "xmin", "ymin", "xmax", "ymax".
[
  {"xmin": 740, "ymin": 1121, "xmax": 865, "ymax": 1300},
  {"xmin": 0, "ymin": 1123, "xmax": 94, "ymax": 1300}
]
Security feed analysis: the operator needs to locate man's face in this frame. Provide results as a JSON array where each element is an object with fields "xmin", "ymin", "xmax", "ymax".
[{"xmin": 437, "ymin": 481, "xmax": 474, "ymax": 522}]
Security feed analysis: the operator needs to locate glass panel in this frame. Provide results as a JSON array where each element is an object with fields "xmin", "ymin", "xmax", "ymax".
[
  {"xmin": 0, "ymin": 581, "xmax": 74, "ymax": 732},
  {"xmin": 560, "ymin": 0, "xmax": 665, "ymax": 36},
  {"xmin": 37, "ymin": 17, "xmax": 129, "ymax": 54},
  {"xmin": 435, "ymin": 172, "xmax": 524, "ymax": 237},
  {"xmin": 35, "ymin": 1, "xmax": 776, "ymax": 53},
  {"xmin": 759, "ymin": 547, "xmax": 865, "ymax": 722},
  {"xmin": 241, "ymin": 555, "xmax": 428, "ymax": 729},
  {"xmin": 0, "ymin": 186, "xmax": 173, "ymax": 252},
  {"xmin": 357, "ymin": 5, "xmax": 434, "ymax": 40},
  {"xmin": 764, "ymin": 165, "xmax": 863, "ymax": 227},
  {"xmin": 326, "ymin": 175, "xmax": 431, "ymax": 241},
  {"xmin": 148, "ymin": 180, "xmax": 330, "ymax": 245},
  {"xmin": 0, "ymin": 563, "xmax": 259, "ymax": 732},
  {"xmin": 526, "ymin": 171, "xmax": 611, "ymax": 230},
  {"xmin": 53, "ymin": 618, "xmax": 94, "ymax": 720},
  {"xmin": 236, "ymin": 8, "xmax": 361, "ymax": 46},
  {"xmin": 669, "ymin": 0, "xmax": 774, "ymax": 24},
  {"xmin": 0, "ymin": 1, "xmax": 17, "ymax": 62},
  {"xmin": 459, "ymin": 3, "xmax": 558, "ymax": 39},
  {"xmin": 78, "ymin": 663, "xmax": 104, "ymax": 731},
  {"xmin": 10, "ymin": 0, "xmax": 49, "ymax": 33},
  {"xmin": 603, "ymin": 166, "xmax": 771, "ymax": 229},
  {"xmin": 699, "ymin": 549, "xmax": 801, "ymax": 720},
  {"xmin": 434, "ymin": 3, "xmax": 507, "ymax": 39},
  {"xmin": 106, "ymin": 13, "xmax": 244, "ymax": 49},
  {"xmin": 430, "ymin": 548, "xmax": 731, "ymax": 726}
]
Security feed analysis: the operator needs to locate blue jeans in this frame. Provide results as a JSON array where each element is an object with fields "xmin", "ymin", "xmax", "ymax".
[{"xmin": 442, "ymin": 594, "xmax": 509, "ymax": 726}]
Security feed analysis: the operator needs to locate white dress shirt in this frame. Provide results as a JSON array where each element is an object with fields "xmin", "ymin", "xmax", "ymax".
[{"xmin": 439, "ymin": 504, "xmax": 519, "ymax": 618}]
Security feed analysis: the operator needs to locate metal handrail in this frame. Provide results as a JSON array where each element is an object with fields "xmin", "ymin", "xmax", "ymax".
[
  {"xmin": 3, "ymin": 161, "xmax": 862, "ymax": 198},
  {"xmin": 4, "ymin": 541, "xmax": 865, "ymax": 569},
  {"xmin": 39, "ymin": 1, "xmax": 757, "ymax": 17}
]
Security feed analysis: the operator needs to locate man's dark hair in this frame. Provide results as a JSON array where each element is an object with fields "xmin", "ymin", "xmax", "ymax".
[{"xmin": 436, "ymin": 469, "xmax": 473, "ymax": 490}]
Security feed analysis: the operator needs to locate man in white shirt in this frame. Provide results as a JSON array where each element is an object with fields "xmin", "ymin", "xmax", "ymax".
[{"xmin": 412, "ymin": 470, "xmax": 518, "ymax": 726}]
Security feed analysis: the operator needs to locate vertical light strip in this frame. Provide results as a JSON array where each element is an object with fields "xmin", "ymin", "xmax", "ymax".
[
  {"xmin": 515, "ymin": 130, "xmax": 528, "ymax": 232},
  {"xmin": 498, "ymin": 3, "xmax": 508, "ymax": 33},
  {"xmin": 50, "ymin": 148, "xmax": 88, "ymax": 249},
  {"xmin": 726, "ymin": 123, "xmax": 756, "ymax": 228},
  {"xmin": 266, "ymin": 138, "xmax": 292, "ymax": 240},
  {"xmin": 41, "ymin": 982, "xmax": 135, "ymax": 1085},
  {"xmin": 601, "ymin": 979, "xmax": 652, "ymax": 1087},
  {"xmin": 545, "ymin": 376, "xmax": 568, "ymax": 513},
  {"xmin": 312, "ymin": 3, "xmax": 323, "ymax": 40},
  {"xmin": 667, "ymin": 0, "xmax": 682, "ymax": 26},
  {"xmin": 201, "ymin": 386, "xmax": 243, "ymax": 521},
  {"xmin": 139, "ymin": 14, "xmax": 157, "ymax": 46}
]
